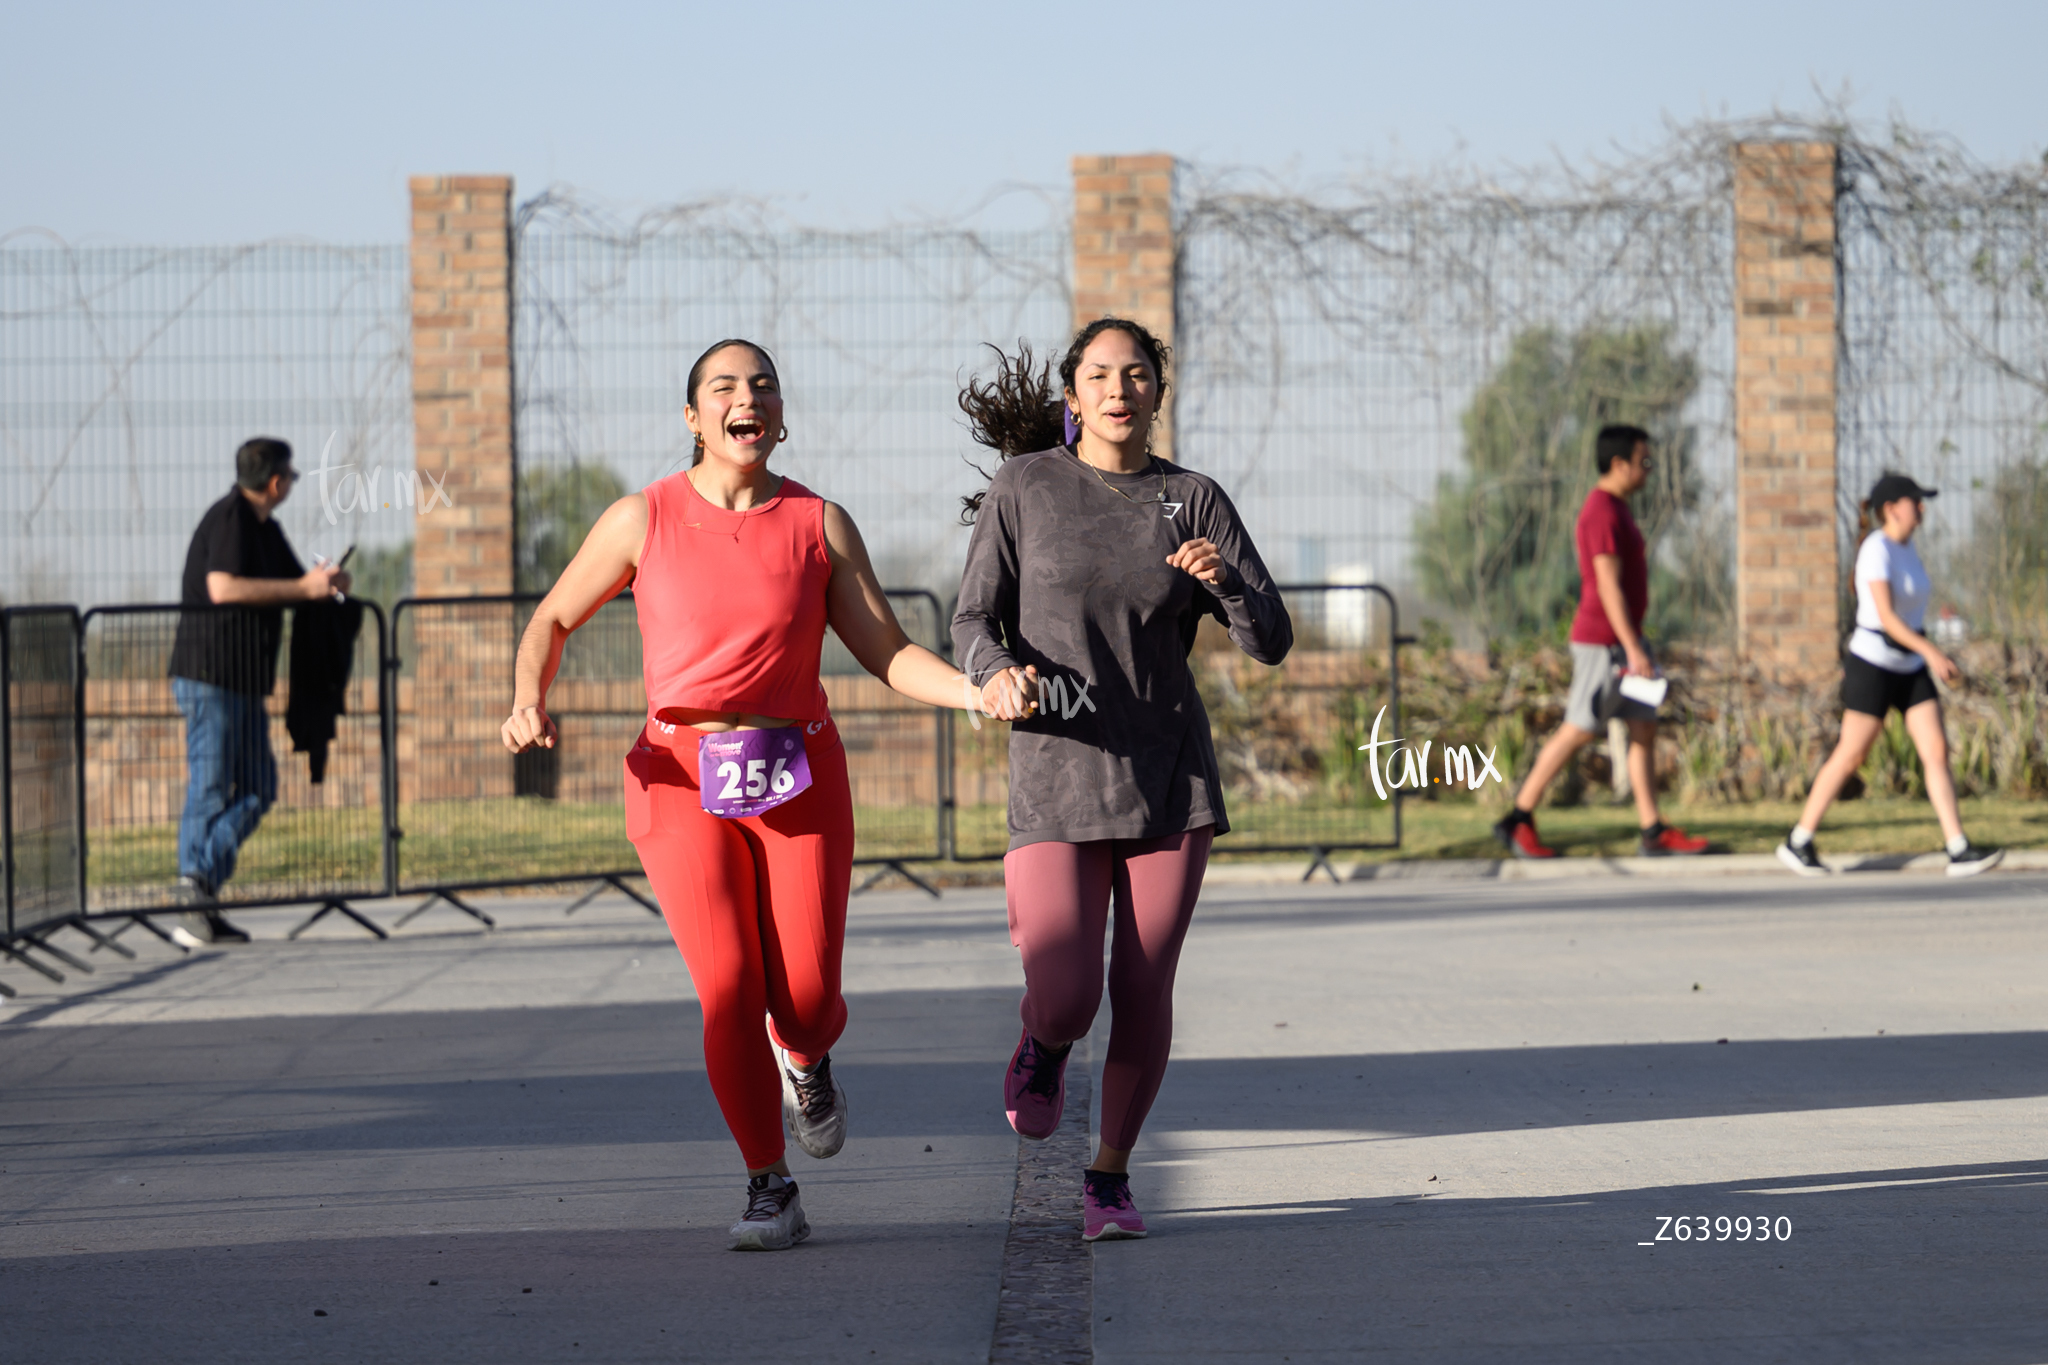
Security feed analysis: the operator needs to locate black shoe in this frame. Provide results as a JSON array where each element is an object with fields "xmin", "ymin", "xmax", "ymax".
[
  {"xmin": 1775, "ymin": 836, "xmax": 1827, "ymax": 877},
  {"xmin": 203, "ymin": 912, "xmax": 250, "ymax": 944},
  {"xmin": 1946, "ymin": 844, "xmax": 2004, "ymax": 878},
  {"xmin": 177, "ymin": 873, "xmax": 217, "ymax": 906}
]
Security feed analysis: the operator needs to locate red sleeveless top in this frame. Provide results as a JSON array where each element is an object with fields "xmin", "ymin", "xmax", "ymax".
[{"xmin": 634, "ymin": 471, "xmax": 831, "ymax": 723}]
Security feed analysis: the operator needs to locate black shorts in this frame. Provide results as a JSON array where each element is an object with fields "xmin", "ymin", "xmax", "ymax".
[{"xmin": 1841, "ymin": 654, "xmax": 1939, "ymax": 718}]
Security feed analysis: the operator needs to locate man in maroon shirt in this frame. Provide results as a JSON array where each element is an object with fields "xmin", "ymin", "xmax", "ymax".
[{"xmin": 1492, "ymin": 425, "xmax": 1708, "ymax": 858}]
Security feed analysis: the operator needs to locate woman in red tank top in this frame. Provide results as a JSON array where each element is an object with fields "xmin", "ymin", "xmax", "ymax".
[{"xmin": 502, "ymin": 339, "xmax": 1033, "ymax": 1251}]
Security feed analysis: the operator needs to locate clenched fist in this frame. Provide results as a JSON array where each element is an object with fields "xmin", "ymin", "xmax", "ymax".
[
  {"xmin": 1167, "ymin": 537, "xmax": 1226, "ymax": 585},
  {"xmin": 502, "ymin": 704, "xmax": 558, "ymax": 754}
]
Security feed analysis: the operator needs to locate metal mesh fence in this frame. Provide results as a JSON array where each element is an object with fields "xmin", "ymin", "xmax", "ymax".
[
  {"xmin": 1175, "ymin": 192, "xmax": 1737, "ymax": 648},
  {"xmin": 392, "ymin": 595, "xmax": 640, "ymax": 893},
  {"xmin": 79, "ymin": 603, "xmax": 388, "ymax": 912},
  {"xmin": 0, "ymin": 240, "xmax": 412, "ymax": 610},
  {"xmin": 823, "ymin": 591, "xmax": 952, "ymax": 866},
  {"xmin": 1838, "ymin": 185, "xmax": 2048, "ymax": 641},
  {"xmin": 392, "ymin": 589, "xmax": 953, "ymax": 893},
  {"xmin": 513, "ymin": 200, "xmax": 1071, "ymax": 599},
  {"xmin": 3, "ymin": 607, "xmax": 83, "ymax": 934}
]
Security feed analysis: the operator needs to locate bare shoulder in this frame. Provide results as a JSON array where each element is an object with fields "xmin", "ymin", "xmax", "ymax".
[
  {"xmin": 588, "ymin": 492, "xmax": 650, "ymax": 561},
  {"xmin": 597, "ymin": 491, "xmax": 648, "ymax": 533},
  {"xmin": 822, "ymin": 499, "xmax": 865, "ymax": 549}
]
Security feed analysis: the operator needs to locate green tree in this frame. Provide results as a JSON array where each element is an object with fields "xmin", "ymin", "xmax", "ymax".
[
  {"xmin": 1413, "ymin": 324, "xmax": 1707, "ymax": 641},
  {"xmin": 346, "ymin": 540, "xmax": 414, "ymax": 612},
  {"xmin": 518, "ymin": 462, "xmax": 628, "ymax": 593},
  {"xmin": 1951, "ymin": 455, "xmax": 2048, "ymax": 639}
]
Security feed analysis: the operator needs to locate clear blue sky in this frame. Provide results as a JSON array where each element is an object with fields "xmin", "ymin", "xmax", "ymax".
[{"xmin": 4, "ymin": 0, "xmax": 2045, "ymax": 243}]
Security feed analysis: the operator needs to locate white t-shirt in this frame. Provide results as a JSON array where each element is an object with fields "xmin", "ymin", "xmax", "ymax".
[{"xmin": 1848, "ymin": 530, "xmax": 1930, "ymax": 674}]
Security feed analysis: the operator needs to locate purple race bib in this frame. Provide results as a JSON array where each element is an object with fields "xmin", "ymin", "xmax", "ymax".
[{"xmin": 698, "ymin": 727, "xmax": 813, "ymax": 818}]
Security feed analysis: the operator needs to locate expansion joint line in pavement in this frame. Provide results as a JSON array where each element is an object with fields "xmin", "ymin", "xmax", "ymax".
[{"xmin": 988, "ymin": 1047, "xmax": 1095, "ymax": 1363}]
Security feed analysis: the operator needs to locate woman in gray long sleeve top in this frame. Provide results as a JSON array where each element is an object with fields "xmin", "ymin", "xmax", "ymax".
[{"xmin": 952, "ymin": 317, "xmax": 1291, "ymax": 1242}]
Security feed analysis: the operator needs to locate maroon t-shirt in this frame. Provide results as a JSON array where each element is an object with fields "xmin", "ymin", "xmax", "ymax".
[{"xmin": 1570, "ymin": 488, "xmax": 1646, "ymax": 645}]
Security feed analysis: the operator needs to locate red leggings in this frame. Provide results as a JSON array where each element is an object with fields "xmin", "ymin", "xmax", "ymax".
[
  {"xmin": 625, "ymin": 716, "xmax": 855, "ymax": 1170},
  {"xmin": 1003, "ymin": 828, "xmax": 1212, "ymax": 1151}
]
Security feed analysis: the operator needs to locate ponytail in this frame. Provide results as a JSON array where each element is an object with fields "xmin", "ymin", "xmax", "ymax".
[{"xmin": 958, "ymin": 342, "xmax": 1065, "ymax": 523}]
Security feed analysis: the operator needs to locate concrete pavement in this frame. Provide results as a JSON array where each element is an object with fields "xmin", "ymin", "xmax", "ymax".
[{"xmin": 5, "ymin": 868, "xmax": 2048, "ymax": 1361}]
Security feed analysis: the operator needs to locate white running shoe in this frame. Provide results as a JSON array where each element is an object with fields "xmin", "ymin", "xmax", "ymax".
[
  {"xmin": 1775, "ymin": 837, "xmax": 1828, "ymax": 877},
  {"xmin": 728, "ymin": 1174, "xmax": 810, "ymax": 1251},
  {"xmin": 1947, "ymin": 844, "xmax": 2004, "ymax": 877},
  {"xmin": 779, "ymin": 1049, "xmax": 848, "ymax": 1159}
]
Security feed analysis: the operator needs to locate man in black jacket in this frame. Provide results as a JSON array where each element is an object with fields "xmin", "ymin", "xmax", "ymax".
[{"xmin": 167, "ymin": 438, "xmax": 349, "ymax": 944}]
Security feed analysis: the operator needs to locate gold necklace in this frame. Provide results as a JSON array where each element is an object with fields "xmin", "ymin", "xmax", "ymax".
[{"xmin": 1078, "ymin": 450, "xmax": 1166, "ymax": 506}]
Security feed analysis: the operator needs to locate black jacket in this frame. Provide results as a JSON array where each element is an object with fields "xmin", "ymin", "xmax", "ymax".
[{"xmin": 285, "ymin": 598, "xmax": 365, "ymax": 783}]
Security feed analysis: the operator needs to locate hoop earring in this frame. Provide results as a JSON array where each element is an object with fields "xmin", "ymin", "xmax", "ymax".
[{"xmin": 778, "ymin": 425, "xmax": 790, "ymax": 443}]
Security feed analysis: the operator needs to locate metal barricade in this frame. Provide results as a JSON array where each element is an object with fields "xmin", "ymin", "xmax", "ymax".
[
  {"xmin": 78, "ymin": 602, "xmax": 392, "ymax": 936},
  {"xmin": 390, "ymin": 594, "xmax": 653, "ymax": 925},
  {"xmin": 2, "ymin": 607, "xmax": 86, "ymax": 992},
  {"xmin": 390, "ymin": 589, "xmax": 957, "ymax": 915},
  {"xmin": 947, "ymin": 583, "xmax": 1407, "ymax": 880},
  {"xmin": 828, "ymin": 590, "xmax": 951, "ymax": 896}
]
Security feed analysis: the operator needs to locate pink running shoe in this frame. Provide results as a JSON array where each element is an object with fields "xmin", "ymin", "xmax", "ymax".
[
  {"xmin": 1083, "ymin": 1168, "xmax": 1147, "ymax": 1241},
  {"xmin": 1004, "ymin": 1029, "xmax": 1071, "ymax": 1140}
]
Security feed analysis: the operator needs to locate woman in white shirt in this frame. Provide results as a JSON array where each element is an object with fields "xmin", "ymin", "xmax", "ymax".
[{"xmin": 1777, "ymin": 473, "xmax": 2002, "ymax": 877}]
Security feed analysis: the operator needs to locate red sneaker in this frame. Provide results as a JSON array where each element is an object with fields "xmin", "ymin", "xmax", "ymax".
[
  {"xmin": 1492, "ymin": 811, "xmax": 1557, "ymax": 859},
  {"xmin": 1639, "ymin": 823, "xmax": 1709, "ymax": 856}
]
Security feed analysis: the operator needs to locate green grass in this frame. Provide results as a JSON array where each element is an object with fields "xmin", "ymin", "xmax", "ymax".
[
  {"xmin": 1343, "ymin": 794, "xmax": 2048, "ymax": 862},
  {"xmin": 85, "ymin": 796, "xmax": 957, "ymax": 900},
  {"xmin": 89, "ymin": 807, "xmax": 384, "ymax": 909},
  {"xmin": 81, "ymin": 793, "xmax": 2048, "ymax": 904}
]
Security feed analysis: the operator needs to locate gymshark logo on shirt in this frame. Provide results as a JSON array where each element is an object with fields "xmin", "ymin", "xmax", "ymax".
[
  {"xmin": 1163, "ymin": 501, "xmax": 1184, "ymax": 520},
  {"xmin": 1358, "ymin": 706, "xmax": 1502, "ymax": 800}
]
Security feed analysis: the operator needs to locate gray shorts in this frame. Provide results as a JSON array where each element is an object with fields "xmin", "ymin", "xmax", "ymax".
[{"xmin": 1564, "ymin": 642, "xmax": 1658, "ymax": 734}]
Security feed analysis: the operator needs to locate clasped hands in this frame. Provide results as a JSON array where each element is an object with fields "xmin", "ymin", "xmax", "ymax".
[{"xmin": 976, "ymin": 665, "xmax": 1040, "ymax": 721}]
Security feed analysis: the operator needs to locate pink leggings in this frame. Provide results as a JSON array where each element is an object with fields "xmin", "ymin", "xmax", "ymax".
[{"xmin": 1003, "ymin": 828, "xmax": 1213, "ymax": 1151}]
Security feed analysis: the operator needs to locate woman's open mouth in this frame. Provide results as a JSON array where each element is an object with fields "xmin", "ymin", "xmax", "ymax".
[{"xmin": 727, "ymin": 416, "xmax": 767, "ymax": 444}]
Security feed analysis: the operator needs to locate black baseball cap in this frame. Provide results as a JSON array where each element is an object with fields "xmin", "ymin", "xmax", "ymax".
[{"xmin": 1869, "ymin": 473, "xmax": 1937, "ymax": 507}]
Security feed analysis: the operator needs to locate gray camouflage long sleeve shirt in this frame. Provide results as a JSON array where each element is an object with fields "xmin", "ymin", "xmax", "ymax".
[{"xmin": 952, "ymin": 447, "xmax": 1292, "ymax": 849}]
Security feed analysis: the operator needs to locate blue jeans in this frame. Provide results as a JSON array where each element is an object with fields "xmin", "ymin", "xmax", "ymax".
[{"xmin": 173, "ymin": 676, "xmax": 277, "ymax": 890}]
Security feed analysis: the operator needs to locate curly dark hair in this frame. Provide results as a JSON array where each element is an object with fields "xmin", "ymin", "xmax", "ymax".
[{"xmin": 958, "ymin": 317, "xmax": 1171, "ymax": 523}]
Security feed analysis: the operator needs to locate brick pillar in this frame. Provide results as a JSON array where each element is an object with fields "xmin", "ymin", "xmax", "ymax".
[
  {"xmin": 1071, "ymin": 154, "xmax": 1177, "ymax": 461},
  {"xmin": 1734, "ymin": 142, "xmax": 1839, "ymax": 677},
  {"xmin": 410, "ymin": 175, "xmax": 515, "ymax": 595},
  {"xmin": 408, "ymin": 176, "xmax": 516, "ymax": 802}
]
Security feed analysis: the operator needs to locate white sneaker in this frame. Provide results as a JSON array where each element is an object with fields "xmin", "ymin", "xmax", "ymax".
[
  {"xmin": 169, "ymin": 924, "xmax": 208, "ymax": 949},
  {"xmin": 1775, "ymin": 837, "xmax": 1828, "ymax": 877},
  {"xmin": 728, "ymin": 1174, "xmax": 809, "ymax": 1252},
  {"xmin": 779, "ymin": 1049, "xmax": 848, "ymax": 1159},
  {"xmin": 1947, "ymin": 844, "xmax": 2004, "ymax": 877}
]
